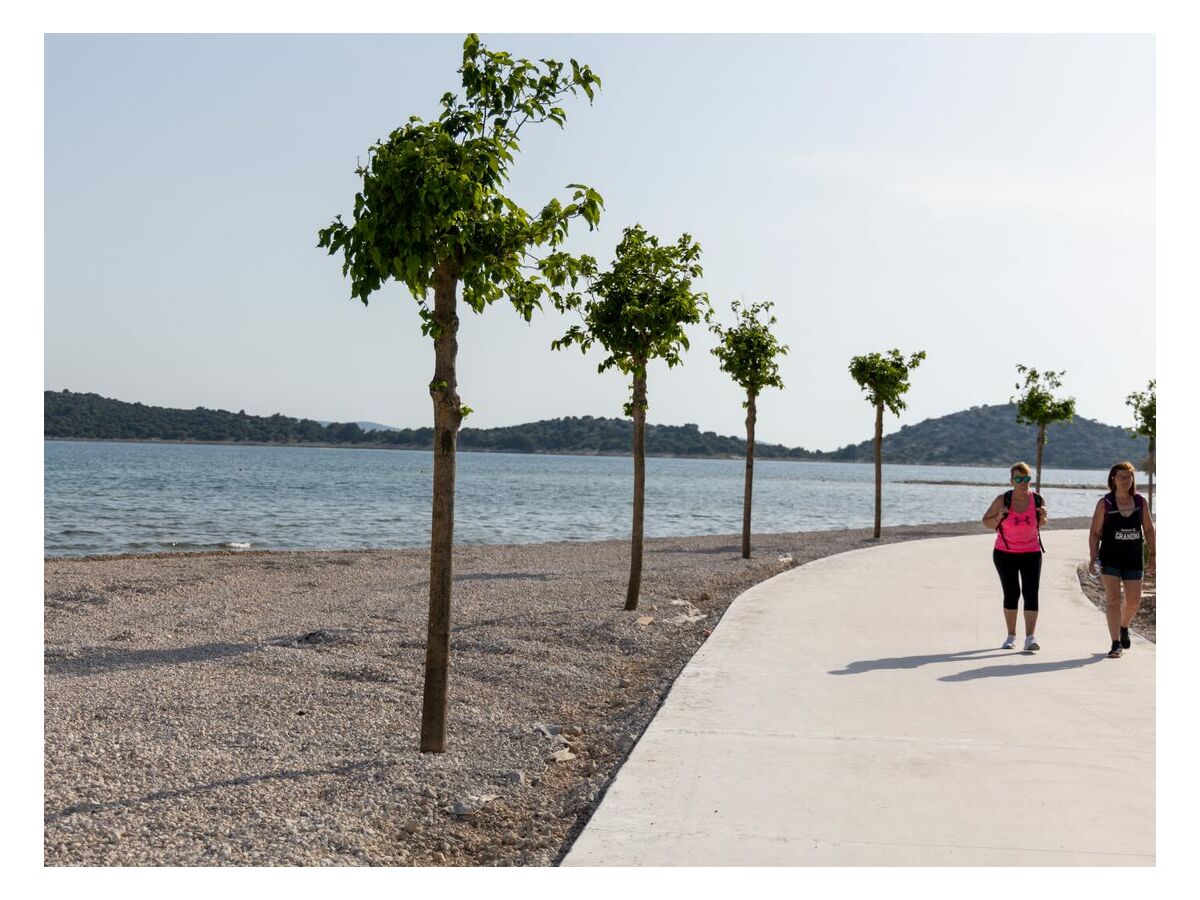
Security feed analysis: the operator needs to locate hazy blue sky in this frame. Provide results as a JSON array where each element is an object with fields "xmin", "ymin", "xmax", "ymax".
[{"xmin": 44, "ymin": 33, "xmax": 1154, "ymax": 450}]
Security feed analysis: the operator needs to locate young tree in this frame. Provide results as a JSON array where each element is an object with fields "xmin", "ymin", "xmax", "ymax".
[
  {"xmin": 848, "ymin": 349, "xmax": 926, "ymax": 539},
  {"xmin": 710, "ymin": 300, "xmax": 788, "ymax": 559},
  {"xmin": 1126, "ymin": 378, "xmax": 1156, "ymax": 514},
  {"xmin": 1012, "ymin": 365, "xmax": 1076, "ymax": 494},
  {"xmin": 317, "ymin": 34, "xmax": 602, "ymax": 753},
  {"xmin": 552, "ymin": 225, "xmax": 708, "ymax": 610}
]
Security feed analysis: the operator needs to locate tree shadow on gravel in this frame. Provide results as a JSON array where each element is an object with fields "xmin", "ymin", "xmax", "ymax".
[
  {"xmin": 938, "ymin": 654, "xmax": 1108, "ymax": 681},
  {"xmin": 454, "ymin": 572, "xmax": 554, "ymax": 582},
  {"xmin": 45, "ymin": 758, "xmax": 386, "ymax": 823},
  {"xmin": 44, "ymin": 641, "xmax": 259, "ymax": 676},
  {"xmin": 830, "ymin": 648, "xmax": 1007, "ymax": 674}
]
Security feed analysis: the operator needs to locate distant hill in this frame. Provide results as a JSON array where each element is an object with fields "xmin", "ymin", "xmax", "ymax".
[
  {"xmin": 319, "ymin": 420, "xmax": 403, "ymax": 432},
  {"xmin": 44, "ymin": 391, "xmax": 1147, "ymax": 468},
  {"xmin": 826, "ymin": 403, "xmax": 1147, "ymax": 469}
]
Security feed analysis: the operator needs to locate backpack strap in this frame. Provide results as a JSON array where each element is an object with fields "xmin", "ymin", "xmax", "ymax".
[{"xmin": 1033, "ymin": 491, "xmax": 1045, "ymax": 553}]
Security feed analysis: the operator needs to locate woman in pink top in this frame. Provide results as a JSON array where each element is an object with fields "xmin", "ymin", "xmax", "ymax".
[{"xmin": 982, "ymin": 461, "xmax": 1048, "ymax": 652}]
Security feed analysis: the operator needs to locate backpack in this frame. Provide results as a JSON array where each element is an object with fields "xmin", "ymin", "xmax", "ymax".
[
  {"xmin": 1102, "ymin": 492, "xmax": 1145, "ymax": 516},
  {"xmin": 998, "ymin": 490, "xmax": 1045, "ymax": 553}
]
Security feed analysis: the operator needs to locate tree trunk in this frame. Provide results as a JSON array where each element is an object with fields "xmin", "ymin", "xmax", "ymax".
[
  {"xmin": 1035, "ymin": 424, "xmax": 1046, "ymax": 495},
  {"xmin": 873, "ymin": 401, "xmax": 883, "ymax": 539},
  {"xmin": 420, "ymin": 262, "xmax": 462, "ymax": 753},
  {"xmin": 1148, "ymin": 436, "xmax": 1155, "ymax": 516},
  {"xmin": 742, "ymin": 392, "xmax": 756, "ymax": 559},
  {"xmin": 626, "ymin": 368, "xmax": 648, "ymax": 611}
]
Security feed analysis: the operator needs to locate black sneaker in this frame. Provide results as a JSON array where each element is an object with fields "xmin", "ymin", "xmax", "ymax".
[
  {"xmin": 1108, "ymin": 641, "xmax": 1123, "ymax": 659},
  {"xmin": 1120, "ymin": 627, "xmax": 1131, "ymax": 650}
]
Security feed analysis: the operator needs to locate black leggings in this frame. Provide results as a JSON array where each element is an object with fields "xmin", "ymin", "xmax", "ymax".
[{"xmin": 993, "ymin": 549, "xmax": 1042, "ymax": 612}]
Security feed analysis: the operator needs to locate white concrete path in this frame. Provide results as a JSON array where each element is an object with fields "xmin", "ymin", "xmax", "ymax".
[{"xmin": 563, "ymin": 530, "xmax": 1154, "ymax": 866}]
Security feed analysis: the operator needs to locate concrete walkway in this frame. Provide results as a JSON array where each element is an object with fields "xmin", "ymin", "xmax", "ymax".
[{"xmin": 563, "ymin": 530, "xmax": 1155, "ymax": 866}]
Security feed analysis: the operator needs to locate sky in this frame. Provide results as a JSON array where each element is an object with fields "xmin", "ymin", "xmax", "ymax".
[{"xmin": 44, "ymin": 33, "xmax": 1155, "ymax": 450}]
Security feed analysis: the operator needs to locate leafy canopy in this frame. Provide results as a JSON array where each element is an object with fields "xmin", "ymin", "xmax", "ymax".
[
  {"xmin": 552, "ymin": 225, "xmax": 709, "ymax": 415},
  {"xmin": 710, "ymin": 300, "xmax": 788, "ymax": 402},
  {"xmin": 317, "ymin": 33, "xmax": 603, "ymax": 335},
  {"xmin": 1012, "ymin": 365, "xmax": 1076, "ymax": 429},
  {"xmin": 1126, "ymin": 379, "xmax": 1156, "ymax": 441},
  {"xmin": 848, "ymin": 349, "xmax": 926, "ymax": 415}
]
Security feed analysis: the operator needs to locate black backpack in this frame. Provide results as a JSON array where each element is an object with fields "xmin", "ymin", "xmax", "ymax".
[{"xmin": 998, "ymin": 490, "xmax": 1045, "ymax": 553}]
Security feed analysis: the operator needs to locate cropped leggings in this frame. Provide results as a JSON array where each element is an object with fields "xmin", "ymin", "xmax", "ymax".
[{"xmin": 992, "ymin": 549, "xmax": 1042, "ymax": 612}]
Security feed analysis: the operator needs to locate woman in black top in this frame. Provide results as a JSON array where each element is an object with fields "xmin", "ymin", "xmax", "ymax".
[{"xmin": 1088, "ymin": 461, "xmax": 1156, "ymax": 658}]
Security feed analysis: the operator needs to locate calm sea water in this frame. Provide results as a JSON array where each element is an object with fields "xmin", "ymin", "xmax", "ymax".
[{"xmin": 44, "ymin": 440, "xmax": 1115, "ymax": 558}]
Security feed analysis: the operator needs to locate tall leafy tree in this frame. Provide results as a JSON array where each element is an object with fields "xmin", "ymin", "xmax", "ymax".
[
  {"xmin": 553, "ymin": 225, "xmax": 708, "ymax": 610},
  {"xmin": 848, "ymin": 349, "xmax": 926, "ymax": 539},
  {"xmin": 710, "ymin": 300, "xmax": 788, "ymax": 559},
  {"xmin": 1126, "ymin": 378, "xmax": 1156, "ymax": 514},
  {"xmin": 317, "ymin": 34, "xmax": 602, "ymax": 753},
  {"xmin": 1012, "ymin": 365, "xmax": 1076, "ymax": 494}
]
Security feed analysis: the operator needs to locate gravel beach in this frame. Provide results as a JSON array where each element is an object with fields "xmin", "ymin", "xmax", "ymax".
[{"xmin": 45, "ymin": 517, "xmax": 1092, "ymax": 866}]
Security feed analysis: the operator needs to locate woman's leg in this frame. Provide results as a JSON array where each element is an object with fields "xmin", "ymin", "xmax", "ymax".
[
  {"xmin": 1018, "ymin": 552, "xmax": 1041, "ymax": 636},
  {"xmin": 1120, "ymin": 578, "xmax": 1143, "ymax": 628},
  {"xmin": 994, "ymin": 550, "xmax": 1020, "ymax": 637},
  {"xmin": 1102, "ymin": 574, "xmax": 1124, "ymax": 641}
]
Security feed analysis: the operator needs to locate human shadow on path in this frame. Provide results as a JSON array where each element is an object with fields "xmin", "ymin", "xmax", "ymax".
[
  {"xmin": 938, "ymin": 654, "xmax": 1109, "ymax": 682},
  {"xmin": 829, "ymin": 648, "xmax": 1008, "ymax": 675}
]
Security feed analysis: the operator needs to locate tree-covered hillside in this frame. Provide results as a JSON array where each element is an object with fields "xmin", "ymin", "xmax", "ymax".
[
  {"xmin": 828, "ymin": 403, "xmax": 1147, "ymax": 469},
  {"xmin": 45, "ymin": 391, "xmax": 1147, "ymax": 468}
]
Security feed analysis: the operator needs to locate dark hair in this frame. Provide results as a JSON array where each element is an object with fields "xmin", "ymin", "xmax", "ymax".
[{"xmin": 1107, "ymin": 461, "xmax": 1137, "ymax": 493}]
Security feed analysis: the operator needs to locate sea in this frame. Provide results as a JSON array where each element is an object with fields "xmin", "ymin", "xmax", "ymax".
[{"xmin": 43, "ymin": 440, "xmax": 1119, "ymax": 558}]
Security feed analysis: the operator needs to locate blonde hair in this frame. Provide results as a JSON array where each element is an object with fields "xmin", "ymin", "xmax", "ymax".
[
  {"xmin": 1010, "ymin": 462, "xmax": 1032, "ymax": 477},
  {"xmin": 1107, "ymin": 461, "xmax": 1137, "ymax": 494}
]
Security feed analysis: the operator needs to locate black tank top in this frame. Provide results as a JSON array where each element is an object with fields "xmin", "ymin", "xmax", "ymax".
[{"xmin": 1099, "ymin": 492, "xmax": 1144, "ymax": 568}]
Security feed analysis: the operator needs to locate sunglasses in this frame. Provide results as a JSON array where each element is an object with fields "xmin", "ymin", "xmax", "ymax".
[{"xmin": 1012, "ymin": 475, "xmax": 1032, "ymax": 484}]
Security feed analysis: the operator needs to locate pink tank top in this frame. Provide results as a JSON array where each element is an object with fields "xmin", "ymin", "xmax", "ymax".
[{"xmin": 994, "ymin": 492, "xmax": 1042, "ymax": 553}]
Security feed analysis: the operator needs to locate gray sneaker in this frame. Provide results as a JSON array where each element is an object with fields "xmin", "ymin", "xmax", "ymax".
[
  {"xmin": 1002, "ymin": 635, "xmax": 1016, "ymax": 650},
  {"xmin": 1024, "ymin": 636, "xmax": 1040, "ymax": 652}
]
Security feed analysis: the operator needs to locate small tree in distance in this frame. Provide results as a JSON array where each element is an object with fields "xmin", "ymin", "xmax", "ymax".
[
  {"xmin": 1126, "ymin": 378, "xmax": 1156, "ymax": 514},
  {"xmin": 1012, "ymin": 365, "xmax": 1076, "ymax": 495},
  {"xmin": 552, "ymin": 225, "xmax": 709, "ymax": 610},
  {"xmin": 848, "ymin": 349, "xmax": 926, "ymax": 539},
  {"xmin": 710, "ymin": 300, "xmax": 788, "ymax": 559},
  {"xmin": 317, "ymin": 34, "xmax": 603, "ymax": 753}
]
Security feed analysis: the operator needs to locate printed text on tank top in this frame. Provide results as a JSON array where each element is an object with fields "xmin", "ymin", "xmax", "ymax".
[{"xmin": 1099, "ymin": 492, "xmax": 1144, "ymax": 567}]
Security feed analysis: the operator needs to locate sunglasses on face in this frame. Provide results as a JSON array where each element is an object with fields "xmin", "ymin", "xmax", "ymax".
[{"xmin": 1012, "ymin": 476, "xmax": 1032, "ymax": 483}]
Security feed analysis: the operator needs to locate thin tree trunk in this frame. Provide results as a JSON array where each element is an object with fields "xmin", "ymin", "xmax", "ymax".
[
  {"xmin": 873, "ymin": 401, "xmax": 883, "ymax": 539},
  {"xmin": 626, "ymin": 368, "xmax": 648, "ymax": 611},
  {"xmin": 420, "ymin": 261, "xmax": 462, "ymax": 753},
  {"xmin": 1035, "ymin": 424, "xmax": 1046, "ymax": 495},
  {"xmin": 1148, "ymin": 436, "xmax": 1155, "ymax": 516},
  {"xmin": 742, "ymin": 392, "xmax": 756, "ymax": 559}
]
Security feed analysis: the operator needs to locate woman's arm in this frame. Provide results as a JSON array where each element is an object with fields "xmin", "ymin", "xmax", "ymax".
[
  {"xmin": 1088, "ymin": 499, "xmax": 1105, "ymax": 566},
  {"xmin": 1142, "ymin": 501, "xmax": 1156, "ymax": 575},
  {"xmin": 982, "ymin": 495, "xmax": 1005, "ymax": 529}
]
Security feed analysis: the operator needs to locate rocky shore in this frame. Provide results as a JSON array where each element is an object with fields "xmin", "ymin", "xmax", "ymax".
[{"xmin": 45, "ymin": 518, "xmax": 1091, "ymax": 866}]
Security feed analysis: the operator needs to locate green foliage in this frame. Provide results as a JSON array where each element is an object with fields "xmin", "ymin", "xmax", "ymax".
[
  {"xmin": 1126, "ymin": 378, "xmax": 1155, "ymax": 441},
  {"xmin": 552, "ymin": 225, "xmax": 709, "ymax": 415},
  {"xmin": 848, "ymin": 349, "xmax": 927, "ymax": 415},
  {"xmin": 316, "ymin": 34, "xmax": 603, "ymax": 335},
  {"xmin": 710, "ymin": 300, "xmax": 788, "ymax": 403},
  {"xmin": 1012, "ymin": 364, "xmax": 1076, "ymax": 435}
]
